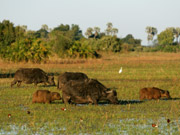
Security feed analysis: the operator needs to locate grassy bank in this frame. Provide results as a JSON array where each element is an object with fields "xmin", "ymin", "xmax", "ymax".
[{"xmin": 0, "ymin": 52, "xmax": 180, "ymax": 134}]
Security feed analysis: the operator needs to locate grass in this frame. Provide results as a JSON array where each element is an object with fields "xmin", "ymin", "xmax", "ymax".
[{"xmin": 0, "ymin": 52, "xmax": 180, "ymax": 134}]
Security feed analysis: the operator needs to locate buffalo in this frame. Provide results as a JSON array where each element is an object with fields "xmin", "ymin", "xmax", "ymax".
[
  {"xmin": 57, "ymin": 72, "xmax": 89, "ymax": 89},
  {"xmin": 32, "ymin": 90, "xmax": 61, "ymax": 104},
  {"xmin": 62, "ymin": 79, "xmax": 118, "ymax": 105},
  {"xmin": 11, "ymin": 68, "xmax": 55, "ymax": 87},
  {"xmin": 140, "ymin": 87, "xmax": 171, "ymax": 100}
]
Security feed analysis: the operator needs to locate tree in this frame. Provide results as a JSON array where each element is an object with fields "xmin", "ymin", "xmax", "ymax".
[
  {"xmin": 122, "ymin": 34, "xmax": 141, "ymax": 45},
  {"xmin": 97, "ymin": 36, "xmax": 121, "ymax": 52},
  {"xmin": 175, "ymin": 27, "xmax": 180, "ymax": 43},
  {"xmin": 105, "ymin": 22, "xmax": 118, "ymax": 36},
  {"xmin": 112, "ymin": 28, "xmax": 118, "ymax": 36},
  {"xmin": 157, "ymin": 28, "xmax": 174, "ymax": 45},
  {"xmin": 48, "ymin": 31, "xmax": 72, "ymax": 57},
  {"xmin": 145, "ymin": 26, "xmax": 158, "ymax": 45},
  {"xmin": 122, "ymin": 34, "xmax": 135, "ymax": 44},
  {"xmin": 105, "ymin": 22, "xmax": 113, "ymax": 35},
  {"xmin": 164, "ymin": 27, "xmax": 180, "ymax": 44},
  {"xmin": 52, "ymin": 24, "xmax": 83, "ymax": 41},
  {"xmin": 15, "ymin": 25, "xmax": 26, "ymax": 42},
  {"xmin": 85, "ymin": 27, "xmax": 93, "ymax": 38},
  {"xmin": 53, "ymin": 24, "xmax": 70, "ymax": 31},
  {"xmin": 34, "ymin": 28, "xmax": 49, "ymax": 38},
  {"xmin": 0, "ymin": 20, "xmax": 16, "ymax": 46},
  {"xmin": 41, "ymin": 24, "xmax": 49, "ymax": 32},
  {"xmin": 21, "ymin": 25, "xmax": 27, "ymax": 32},
  {"xmin": 69, "ymin": 24, "xmax": 83, "ymax": 40},
  {"xmin": 94, "ymin": 27, "xmax": 100, "ymax": 38}
]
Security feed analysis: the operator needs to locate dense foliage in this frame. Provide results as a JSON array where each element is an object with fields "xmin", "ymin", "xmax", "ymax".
[
  {"xmin": 8, "ymin": 38, "xmax": 50, "ymax": 62},
  {"xmin": 0, "ymin": 20, "xmax": 51, "ymax": 63},
  {"xmin": 68, "ymin": 41, "xmax": 100, "ymax": 58},
  {"xmin": 0, "ymin": 20, "xmax": 179, "ymax": 63},
  {"xmin": 157, "ymin": 28, "xmax": 174, "ymax": 46}
]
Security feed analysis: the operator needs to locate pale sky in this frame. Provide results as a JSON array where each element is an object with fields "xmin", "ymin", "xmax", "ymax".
[{"xmin": 1, "ymin": 0, "xmax": 180, "ymax": 45}]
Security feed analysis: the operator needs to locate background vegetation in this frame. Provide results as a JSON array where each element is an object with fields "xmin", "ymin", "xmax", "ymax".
[{"xmin": 2, "ymin": 20, "xmax": 180, "ymax": 63}]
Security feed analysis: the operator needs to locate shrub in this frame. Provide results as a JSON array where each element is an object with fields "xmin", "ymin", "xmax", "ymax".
[
  {"xmin": 4, "ymin": 38, "xmax": 51, "ymax": 63},
  {"xmin": 81, "ymin": 36, "xmax": 122, "ymax": 52},
  {"xmin": 157, "ymin": 28, "xmax": 174, "ymax": 45},
  {"xmin": 120, "ymin": 43, "xmax": 135, "ymax": 53},
  {"xmin": 161, "ymin": 45, "xmax": 180, "ymax": 53},
  {"xmin": 48, "ymin": 31, "xmax": 73, "ymax": 57},
  {"xmin": 68, "ymin": 41, "xmax": 100, "ymax": 58}
]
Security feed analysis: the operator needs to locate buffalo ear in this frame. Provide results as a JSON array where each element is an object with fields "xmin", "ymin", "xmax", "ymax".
[{"xmin": 166, "ymin": 90, "xmax": 170, "ymax": 94}]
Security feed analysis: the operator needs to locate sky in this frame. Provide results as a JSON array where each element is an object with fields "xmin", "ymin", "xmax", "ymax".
[{"xmin": 0, "ymin": 0, "xmax": 180, "ymax": 45}]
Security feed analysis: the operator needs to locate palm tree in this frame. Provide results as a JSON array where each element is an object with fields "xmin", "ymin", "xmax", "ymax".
[
  {"xmin": 112, "ymin": 28, "xmax": 118, "ymax": 36},
  {"xmin": 106, "ymin": 22, "xmax": 113, "ymax": 35},
  {"xmin": 175, "ymin": 27, "xmax": 180, "ymax": 43},
  {"xmin": 145, "ymin": 26, "xmax": 158, "ymax": 45},
  {"xmin": 106, "ymin": 22, "xmax": 113, "ymax": 28},
  {"xmin": 21, "ymin": 25, "xmax": 27, "ymax": 32},
  {"xmin": 41, "ymin": 24, "xmax": 49, "ymax": 31},
  {"xmin": 85, "ymin": 27, "xmax": 93, "ymax": 38},
  {"xmin": 94, "ymin": 27, "xmax": 100, "ymax": 38},
  {"xmin": 167, "ymin": 27, "xmax": 180, "ymax": 43}
]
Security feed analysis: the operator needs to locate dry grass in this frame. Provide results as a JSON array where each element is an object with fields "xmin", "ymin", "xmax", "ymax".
[{"xmin": 1, "ymin": 52, "xmax": 180, "ymax": 71}]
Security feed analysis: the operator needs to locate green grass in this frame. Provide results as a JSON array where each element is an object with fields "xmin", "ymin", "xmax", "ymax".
[{"xmin": 0, "ymin": 52, "xmax": 180, "ymax": 134}]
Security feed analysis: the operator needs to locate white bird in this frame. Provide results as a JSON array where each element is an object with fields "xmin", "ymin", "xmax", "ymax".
[{"xmin": 119, "ymin": 67, "xmax": 122, "ymax": 74}]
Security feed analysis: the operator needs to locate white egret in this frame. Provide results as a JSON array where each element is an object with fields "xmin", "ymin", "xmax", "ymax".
[{"xmin": 119, "ymin": 67, "xmax": 122, "ymax": 74}]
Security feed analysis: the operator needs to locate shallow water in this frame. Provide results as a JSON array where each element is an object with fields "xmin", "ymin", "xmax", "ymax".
[{"xmin": 1, "ymin": 117, "xmax": 179, "ymax": 135}]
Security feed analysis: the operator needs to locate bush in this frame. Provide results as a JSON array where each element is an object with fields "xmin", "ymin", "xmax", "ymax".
[
  {"xmin": 157, "ymin": 28, "xmax": 174, "ymax": 45},
  {"xmin": 81, "ymin": 36, "xmax": 122, "ymax": 52},
  {"xmin": 3, "ymin": 38, "xmax": 51, "ymax": 63},
  {"xmin": 120, "ymin": 43, "xmax": 135, "ymax": 53},
  {"xmin": 68, "ymin": 41, "xmax": 100, "ymax": 58},
  {"xmin": 136, "ymin": 45, "xmax": 180, "ymax": 53},
  {"xmin": 48, "ymin": 32, "xmax": 73, "ymax": 57},
  {"xmin": 161, "ymin": 45, "xmax": 180, "ymax": 53},
  {"xmin": 98, "ymin": 36, "xmax": 121, "ymax": 52}
]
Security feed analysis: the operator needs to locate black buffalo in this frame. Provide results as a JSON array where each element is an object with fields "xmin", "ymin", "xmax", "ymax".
[
  {"xmin": 57, "ymin": 72, "xmax": 89, "ymax": 89},
  {"xmin": 11, "ymin": 68, "xmax": 55, "ymax": 87},
  {"xmin": 62, "ymin": 79, "xmax": 118, "ymax": 105}
]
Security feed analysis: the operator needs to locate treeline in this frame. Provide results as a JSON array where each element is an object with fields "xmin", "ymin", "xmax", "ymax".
[
  {"xmin": 143, "ymin": 26, "xmax": 180, "ymax": 52},
  {"xmin": 0, "ymin": 20, "xmax": 180, "ymax": 63},
  {"xmin": 0, "ymin": 20, "xmax": 141, "ymax": 62}
]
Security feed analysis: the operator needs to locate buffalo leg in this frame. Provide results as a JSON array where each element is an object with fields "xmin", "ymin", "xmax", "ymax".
[
  {"xmin": 11, "ymin": 80, "xmax": 17, "ymax": 87},
  {"xmin": 17, "ymin": 81, "xmax": 22, "ymax": 87},
  {"xmin": 92, "ymin": 98, "xmax": 98, "ymax": 105},
  {"xmin": 62, "ymin": 93, "xmax": 71, "ymax": 104},
  {"xmin": 45, "ymin": 101, "xmax": 51, "ymax": 104}
]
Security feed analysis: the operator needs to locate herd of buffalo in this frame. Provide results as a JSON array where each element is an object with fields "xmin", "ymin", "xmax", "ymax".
[{"xmin": 11, "ymin": 68, "xmax": 171, "ymax": 105}]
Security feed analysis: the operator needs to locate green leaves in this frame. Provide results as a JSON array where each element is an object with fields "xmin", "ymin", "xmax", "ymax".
[
  {"xmin": 0, "ymin": 20, "xmax": 51, "ymax": 63},
  {"xmin": 105, "ymin": 22, "xmax": 118, "ymax": 36},
  {"xmin": 157, "ymin": 28, "xmax": 174, "ymax": 46},
  {"xmin": 4, "ymin": 38, "xmax": 50, "ymax": 63},
  {"xmin": 68, "ymin": 41, "xmax": 99, "ymax": 58}
]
